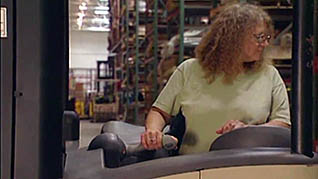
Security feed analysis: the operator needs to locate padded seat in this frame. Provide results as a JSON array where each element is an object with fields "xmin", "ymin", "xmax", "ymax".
[
  {"xmin": 210, "ymin": 126, "xmax": 291, "ymax": 151},
  {"xmin": 101, "ymin": 121, "xmax": 145, "ymax": 145},
  {"xmin": 63, "ymin": 110, "xmax": 80, "ymax": 141}
]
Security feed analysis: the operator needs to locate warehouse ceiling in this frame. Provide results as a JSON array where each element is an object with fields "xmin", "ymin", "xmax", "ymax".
[{"xmin": 69, "ymin": 0, "xmax": 110, "ymax": 32}]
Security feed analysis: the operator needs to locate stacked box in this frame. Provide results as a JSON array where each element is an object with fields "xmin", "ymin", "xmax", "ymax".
[{"xmin": 92, "ymin": 103, "xmax": 118, "ymax": 122}]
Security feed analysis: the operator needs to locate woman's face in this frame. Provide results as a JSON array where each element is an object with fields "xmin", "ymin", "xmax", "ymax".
[{"xmin": 241, "ymin": 23, "xmax": 271, "ymax": 62}]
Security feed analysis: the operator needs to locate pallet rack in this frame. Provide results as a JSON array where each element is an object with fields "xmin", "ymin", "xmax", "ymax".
[{"xmin": 107, "ymin": 0, "xmax": 215, "ymax": 124}]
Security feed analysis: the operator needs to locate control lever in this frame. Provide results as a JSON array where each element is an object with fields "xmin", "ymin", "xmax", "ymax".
[
  {"xmin": 125, "ymin": 134, "xmax": 177, "ymax": 156},
  {"xmin": 88, "ymin": 133, "xmax": 177, "ymax": 168}
]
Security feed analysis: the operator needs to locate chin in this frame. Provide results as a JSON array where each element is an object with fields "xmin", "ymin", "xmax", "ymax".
[
  {"xmin": 247, "ymin": 55, "xmax": 262, "ymax": 62},
  {"xmin": 244, "ymin": 58, "xmax": 259, "ymax": 62}
]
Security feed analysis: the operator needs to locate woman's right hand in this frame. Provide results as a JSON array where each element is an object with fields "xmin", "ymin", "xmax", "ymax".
[
  {"xmin": 141, "ymin": 129, "xmax": 163, "ymax": 150},
  {"xmin": 216, "ymin": 120, "xmax": 247, "ymax": 135}
]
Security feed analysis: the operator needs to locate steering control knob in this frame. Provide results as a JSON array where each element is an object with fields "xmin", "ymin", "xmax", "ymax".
[
  {"xmin": 125, "ymin": 134, "xmax": 177, "ymax": 156},
  {"xmin": 162, "ymin": 134, "xmax": 178, "ymax": 150}
]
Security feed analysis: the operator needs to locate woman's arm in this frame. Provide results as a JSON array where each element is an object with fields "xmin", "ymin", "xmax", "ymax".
[
  {"xmin": 141, "ymin": 107, "xmax": 172, "ymax": 150},
  {"xmin": 145, "ymin": 107, "xmax": 170, "ymax": 131},
  {"xmin": 262, "ymin": 120, "xmax": 290, "ymax": 128},
  {"xmin": 141, "ymin": 60, "xmax": 187, "ymax": 149},
  {"xmin": 267, "ymin": 69, "xmax": 291, "ymax": 127}
]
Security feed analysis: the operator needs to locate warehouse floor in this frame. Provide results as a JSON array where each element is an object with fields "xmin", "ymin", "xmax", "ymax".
[
  {"xmin": 79, "ymin": 120, "xmax": 106, "ymax": 148},
  {"xmin": 65, "ymin": 117, "xmax": 145, "ymax": 152},
  {"xmin": 65, "ymin": 120, "xmax": 106, "ymax": 151}
]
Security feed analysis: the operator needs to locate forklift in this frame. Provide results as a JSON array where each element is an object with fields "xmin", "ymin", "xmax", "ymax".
[{"xmin": 1, "ymin": 0, "xmax": 318, "ymax": 179}]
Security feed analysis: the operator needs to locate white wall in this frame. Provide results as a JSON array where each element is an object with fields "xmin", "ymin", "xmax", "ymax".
[{"xmin": 69, "ymin": 30, "xmax": 109, "ymax": 68}]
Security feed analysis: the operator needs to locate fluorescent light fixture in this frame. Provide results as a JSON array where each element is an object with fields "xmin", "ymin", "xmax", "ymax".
[
  {"xmin": 92, "ymin": 18, "xmax": 110, "ymax": 24},
  {"xmin": 85, "ymin": 26, "xmax": 110, "ymax": 32},
  {"xmin": 94, "ymin": 10, "xmax": 109, "ymax": 15},
  {"xmin": 79, "ymin": 5, "xmax": 87, "ymax": 11},
  {"xmin": 95, "ymin": 6, "xmax": 109, "ymax": 10}
]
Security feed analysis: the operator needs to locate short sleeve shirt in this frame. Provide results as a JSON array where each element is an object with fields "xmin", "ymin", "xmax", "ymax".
[{"xmin": 153, "ymin": 58, "xmax": 291, "ymax": 154}]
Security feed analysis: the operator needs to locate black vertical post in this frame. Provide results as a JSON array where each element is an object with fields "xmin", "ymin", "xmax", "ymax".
[
  {"xmin": 1, "ymin": 0, "xmax": 16, "ymax": 178},
  {"xmin": 291, "ymin": 0, "xmax": 314, "ymax": 157},
  {"xmin": 212, "ymin": 0, "xmax": 218, "ymax": 8},
  {"xmin": 313, "ymin": 0, "xmax": 318, "ymax": 150},
  {"xmin": 62, "ymin": 0, "xmax": 70, "ymax": 171},
  {"xmin": 13, "ymin": 0, "xmax": 67, "ymax": 178},
  {"xmin": 65, "ymin": 0, "xmax": 70, "ymax": 110}
]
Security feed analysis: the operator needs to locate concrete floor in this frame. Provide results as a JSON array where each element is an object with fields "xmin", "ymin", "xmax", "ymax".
[
  {"xmin": 65, "ymin": 118, "xmax": 146, "ymax": 151},
  {"xmin": 65, "ymin": 119, "xmax": 106, "ymax": 151},
  {"xmin": 79, "ymin": 120, "xmax": 106, "ymax": 148}
]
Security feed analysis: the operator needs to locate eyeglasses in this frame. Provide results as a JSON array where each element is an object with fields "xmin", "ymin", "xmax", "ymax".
[{"xmin": 253, "ymin": 33, "xmax": 271, "ymax": 44}]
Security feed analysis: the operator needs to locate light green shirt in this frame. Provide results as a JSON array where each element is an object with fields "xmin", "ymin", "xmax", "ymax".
[{"xmin": 153, "ymin": 58, "xmax": 290, "ymax": 154}]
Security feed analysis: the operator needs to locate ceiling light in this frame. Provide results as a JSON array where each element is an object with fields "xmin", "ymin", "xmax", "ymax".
[
  {"xmin": 94, "ymin": 10, "xmax": 109, "ymax": 15},
  {"xmin": 85, "ymin": 26, "xmax": 110, "ymax": 32},
  {"xmin": 79, "ymin": 2, "xmax": 87, "ymax": 11},
  {"xmin": 95, "ymin": 6, "xmax": 109, "ymax": 10},
  {"xmin": 79, "ymin": 5, "xmax": 88, "ymax": 11},
  {"xmin": 92, "ymin": 18, "xmax": 110, "ymax": 24}
]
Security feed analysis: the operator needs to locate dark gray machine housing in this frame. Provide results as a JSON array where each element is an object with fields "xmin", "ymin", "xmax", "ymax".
[
  {"xmin": 0, "ymin": 0, "xmax": 68, "ymax": 179},
  {"xmin": 64, "ymin": 123, "xmax": 318, "ymax": 179}
]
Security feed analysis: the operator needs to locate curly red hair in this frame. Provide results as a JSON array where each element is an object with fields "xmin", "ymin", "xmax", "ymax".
[{"xmin": 195, "ymin": 3, "xmax": 273, "ymax": 84}]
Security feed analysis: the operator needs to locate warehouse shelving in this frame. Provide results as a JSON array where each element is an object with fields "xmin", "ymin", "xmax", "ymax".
[
  {"xmin": 122, "ymin": 0, "xmax": 213, "ymax": 123},
  {"xmin": 258, "ymin": 0, "xmax": 294, "ymax": 98}
]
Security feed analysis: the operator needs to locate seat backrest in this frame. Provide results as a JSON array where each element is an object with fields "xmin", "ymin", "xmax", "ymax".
[
  {"xmin": 63, "ymin": 110, "xmax": 80, "ymax": 141},
  {"xmin": 210, "ymin": 126, "xmax": 291, "ymax": 151},
  {"xmin": 100, "ymin": 121, "xmax": 145, "ymax": 145}
]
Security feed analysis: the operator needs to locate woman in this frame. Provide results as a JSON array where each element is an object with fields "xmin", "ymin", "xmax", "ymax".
[{"xmin": 141, "ymin": 3, "xmax": 291, "ymax": 155}]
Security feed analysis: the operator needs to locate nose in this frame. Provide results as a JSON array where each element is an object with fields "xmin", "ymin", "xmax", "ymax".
[{"xmin": 259, "ymin": 40, "xmax": 270, "ymax": 47}]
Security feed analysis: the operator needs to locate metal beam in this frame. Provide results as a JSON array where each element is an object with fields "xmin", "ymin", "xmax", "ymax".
[
  {"xmin": 134, "ymin": 0, "xmax": 140, "ymax": 122},
  {"xmin": 153, "ymin": 0, "xmax": 159, "ymax": 98},
  {"xmin": 125, "ymin": 0, "xmax": 130, "ymax": 116},
  {"xmin": 178, "ymin": 0, "xmax": 184, "ymax": 64},
  {"xmin": 291, "ymin": 0, "xmax": 314, "ymax": 157},
  {"xmin": 313, "ymin": 0, "xmax": 318, "ymax": 149}
]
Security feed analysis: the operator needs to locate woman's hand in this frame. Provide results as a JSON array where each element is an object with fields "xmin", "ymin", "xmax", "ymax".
[
  {"xmin": 141, "ymin": 129, "xmax": 163, "ymax": 150},
  {"xmin": 216, "ymin": 120, "xmax": 247, "ymax": 135}
]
